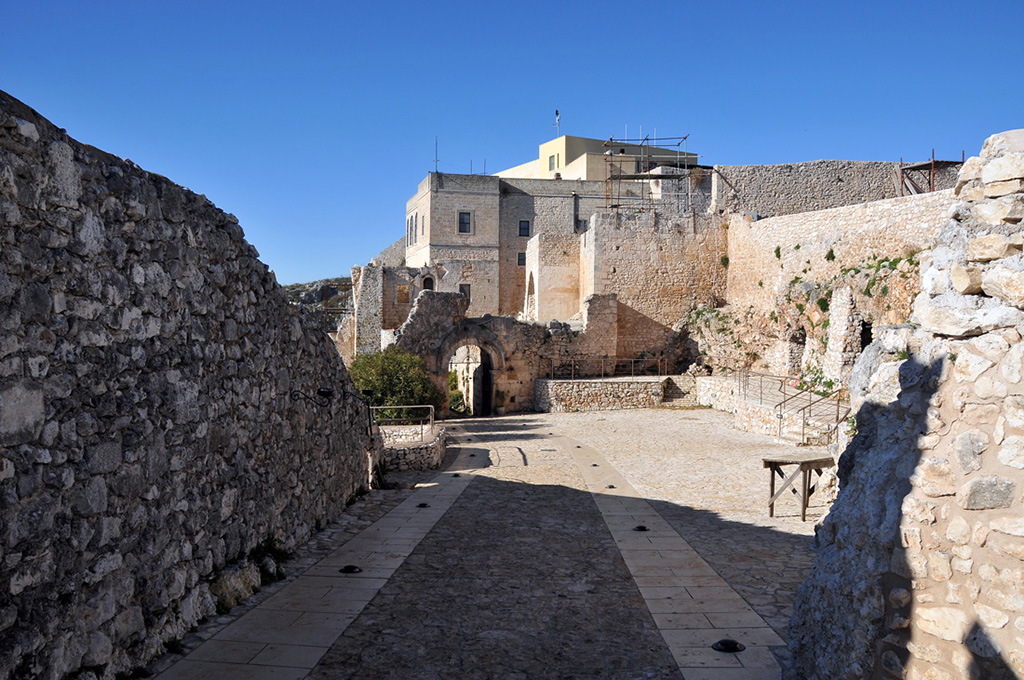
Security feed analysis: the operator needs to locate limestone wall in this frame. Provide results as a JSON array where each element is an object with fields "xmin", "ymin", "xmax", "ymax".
[
  {"xmin": 533, "ymin": 378, "xmax": 664, "ymax": 412},
  {"xmin": 525, "ymin": 233, "xmax": 580, "ymax": 321},
  {"xmin": 712, "ymin": 159, "xmax": 907, "ymax": 218},
  {"xmin": 0, "ymin": 91, "xmax": 378, "ymax": 679},
  {"xmin": 586, "ymin": 211, "xmax": 727, "ymax": 357},
  {"xmin": 726, "ymin": 189, "xmax": 954, "ymax": 321},
  {"xmin": 791, "ymin": 130, "xmax": 1024, "ymax": 680}
]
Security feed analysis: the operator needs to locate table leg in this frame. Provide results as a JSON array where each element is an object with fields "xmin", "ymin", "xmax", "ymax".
[
  {"xmin": 801, "ymin": 469, "xmax": 810, "ymax": 522},
  {"xmin": 769, "ymin": 465, "xmax": 776, "ymax": 517}
]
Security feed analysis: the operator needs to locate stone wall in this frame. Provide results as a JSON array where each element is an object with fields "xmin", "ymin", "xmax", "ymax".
[
  {"xmin": 0, "ymin": 91, "xmax": 378, "ymax": 679},
  {"xmin": 533, "ymin": 377, "xmax": 664, "ymax": 412},
  {"xmin": 726, "ymin": 189, "xmax": 954, "ymax": 322},
  {"xmin": 352, "ymin": 263, "xmax": 383, "ymax": 356},
  {"xmin": 711, "ymin": 159, "xmax": 955, "ymax": 218},
  {"xmin": 381, "ymin": 426, "xmax": 446, "ymax": 472},
  {"xmin": 791, "ymin": 130, "xmax": 1024, "ymax": 680},
  {"xmin": 586, "ymin": 211, "xmax": 727, "ymax": 357}
]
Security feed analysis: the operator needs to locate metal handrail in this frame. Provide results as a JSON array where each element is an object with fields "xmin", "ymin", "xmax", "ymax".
[
  {"xmin": 797, "ymin": 389, "xmax": 850, "ymax": 445},
  {"xmin": 546, "ymin": 356, "xmax": 668, "ymax": 380}
]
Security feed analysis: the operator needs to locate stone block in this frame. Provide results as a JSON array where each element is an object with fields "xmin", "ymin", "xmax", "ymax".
[
  {"xmin": 982, "ymin": 263, "xmax": 1024, "ymax": 308},
  {"xmin": 981, "ymin": 129, "xmax": 1024, "ymax": 158},
  {"xmin": 998, "ymin": 436, "xmax": 1024, "ymax": 469},
  {"xmin": 916, "ymin": 606, "xmax": 971, "ymax": 642},
  {"xmin": 958, "ymin": 475, "xmax": 1016, "ymax": 510},
  {"xmin": 985, "ymin": 179, "xmax": 1024, "ymax": 198},
  {"xmin": 950, "ymin": 264, "xmax": 983, "ymax": 294},
  {"xmin": 957, "ymin": 155, "xmax": 984, "ymax": 188},
  {"xmin": 954, "ymin": 350, "xmax": 994, "ymax": 382},
  {"xmin": 968, "ymin": 233, "xmax": 1023, "ymax": 261},
  {"xmin": 913, "ymin": 291, "xmax": 1024, "ymax": 337},
  {"xmin": 982, "ymin": 152, "xmax": 1024, "ymax": 184},
  {"xmin": 0, "ymin": 381, "xmax": 45, "ymax": 446},
  {"xmin": 990, "ymin": 516, "xmax": 1024, "ymax": 537},
  {"xmin": 973, "ymin": 195, "xmax": 1024, "ymax": 225},
  {"xmin": 953, "ymin": 430, "xmax": 987, "ymax": 473},
  {"xmin": 911, "ymin": 458, "xmax": 958, "ymax": 497}
]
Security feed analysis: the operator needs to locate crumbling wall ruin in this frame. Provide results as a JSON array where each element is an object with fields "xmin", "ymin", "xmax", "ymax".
[
  {"xmin": 791, "ymin": 129, "xmax": 1024, "ymax": 680},
  {"xmin": 0, "ymin": 91, "xmax": 378, "ymax": 679}
]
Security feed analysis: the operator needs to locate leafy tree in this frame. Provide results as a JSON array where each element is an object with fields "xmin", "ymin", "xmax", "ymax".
[{"xmin": 349, "ymin": 347, "xmax": 444, "ymax": 421}]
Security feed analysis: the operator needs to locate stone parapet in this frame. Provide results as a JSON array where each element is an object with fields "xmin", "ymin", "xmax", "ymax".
[{"xmin": 382, "ymin": 426, "xmax": 447, "ymax": 471}]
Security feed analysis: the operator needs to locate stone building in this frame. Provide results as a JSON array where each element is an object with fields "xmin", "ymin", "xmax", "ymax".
[{"xmin": 338, "ymin": 133, "xmax": 961, "ymax": 415}]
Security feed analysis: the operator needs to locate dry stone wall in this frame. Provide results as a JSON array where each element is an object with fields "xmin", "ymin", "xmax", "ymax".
[
  {"xmin": 0, "ymin": 91, "xmax": 378, "ymax": 679},
  {"xmin": 791, "ymin": 130, "xmax": 1024, "ymax": 680}
]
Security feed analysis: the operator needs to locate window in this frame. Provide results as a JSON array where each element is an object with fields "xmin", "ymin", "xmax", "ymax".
[
  {"xmin": 517, "ymin": 252, "xmax": 526, "ymax": 266},
  {"xmin": 519, "ymin": 220, "xmax": 530, "ymax": 237},
  {"xmin": 458, "ymin": 211, "xmax": 471, "ymax": 234},
  {"xmin": 548, "ymin": 155, "xmax": 556, "ymax": 171},
  {"xmin": 458, "ymin": 283, "xmax": 471, "ymax": 302},
  {"xmin": 422, "ymin": 277, "xmax": 434, "ymax": 291},
  {"xmin": 413, "ymin": 214, "xmax": 418, "ymax": 243},
  {"xmin": 396, "ymin": 284, "xmax": 411, "ymax": 304}
]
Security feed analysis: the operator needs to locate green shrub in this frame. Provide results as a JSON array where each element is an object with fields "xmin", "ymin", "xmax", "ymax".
[
  {"xmin": 825, "ymin": 248, "xmax": 835, "ymax": 261},
  {"xmin": 774, "ymin": 245, "xmax": 781, "ymax": 259},
  {"xmin": 350, "ymin": 347, "xmax": 445, "ymax": 417},
  {"xmin": 720, "ymin": 256, "xmax": 729, "ymax": 269}
]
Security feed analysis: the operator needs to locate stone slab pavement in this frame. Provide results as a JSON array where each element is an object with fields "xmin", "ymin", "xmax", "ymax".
[{"xmin": 152, "ymin": 407, "xmax": 828, "ymax": 679}]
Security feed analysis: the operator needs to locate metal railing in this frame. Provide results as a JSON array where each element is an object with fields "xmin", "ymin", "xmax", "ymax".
[
  {"xmin": 546, "ymin": 356, "xmax": 668, "ymax": 380},
  {"xmin": 370, "ymin": 405, "xmax": 436, "ymax": 443},
  {"xmin": 713, "ymin": 365, "xmax": 851, "ymax": 446}
]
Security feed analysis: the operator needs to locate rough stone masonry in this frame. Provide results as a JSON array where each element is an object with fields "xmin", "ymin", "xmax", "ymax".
[
  {"xmin": 791, "ymin": 130, "xmax": 1024, "ymax": 679},
  {"xmin": 0, "ymin": 90, "xmax": 379, "ymax": 679}
]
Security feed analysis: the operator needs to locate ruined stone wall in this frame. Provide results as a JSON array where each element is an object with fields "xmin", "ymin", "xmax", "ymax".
[
  {"xmin": 791, "ymin": 130, "xmax": 1024, "ymax": 680},
  {"xmin": 588, "ymin": 211, "xmax": 727, "ymax": 357},
  {"xmin": 711, "ymin": 159, "xmax": 905, "ymax": 218},
  {"xmin": 0, "ymin": 91, "xmax": 378, "ymax": 679},
  {"xmin": 352, "ymin": 263, "xmax": 383, "ymax": 356},
  {"xmin": 374, "ymin": 236, "xmax": 406, "ymax": 267},
  {"xmin": 525, "ymin": 233, "xmax": 580, "ymax": 321}
]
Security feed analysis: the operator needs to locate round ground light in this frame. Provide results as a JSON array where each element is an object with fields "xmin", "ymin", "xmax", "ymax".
[{"xmin": 712, "ymin": 639, "xmax": 746, "ymax": 653}]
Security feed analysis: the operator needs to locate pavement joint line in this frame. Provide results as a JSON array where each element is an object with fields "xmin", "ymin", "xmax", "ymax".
[
  {"xmin": 565, "ymin": 437, "xmax": 781, "ymax": 676},
  {"xmin": 153, "ymin": 445, "xmax": 484, "ymax": 679}
]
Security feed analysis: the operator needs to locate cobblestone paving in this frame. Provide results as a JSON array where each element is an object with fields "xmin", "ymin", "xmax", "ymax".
[
  {"xmin": 152, "ymin": 408, "xmax": 828, "ymax": 679},
  {"xmin": 309, "ymin": 423, "xmax": 681, "ymax": 679},
  {"xmin": 536, "ymin": 407, "xmax": 829, "ymax": 668}
]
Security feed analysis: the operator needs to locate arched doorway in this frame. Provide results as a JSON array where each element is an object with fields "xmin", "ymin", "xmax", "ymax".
[
  {"xmin": 448, "ymin": 343, "xmax": 496, "ymax": 416},
  {"xmin": 422, "ymin": 276, "xmax": 434, "ymax": 291}
]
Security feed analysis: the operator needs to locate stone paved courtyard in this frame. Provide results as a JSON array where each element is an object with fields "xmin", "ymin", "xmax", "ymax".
[{"xmin": 152, "ymin": 407, "xmax": 829, "ymax": 679}]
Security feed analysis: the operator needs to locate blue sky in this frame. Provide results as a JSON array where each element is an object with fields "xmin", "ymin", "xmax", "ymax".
[{"xmin": 3, "ymin": 1, "xmax": 1022, "ymax": 284}]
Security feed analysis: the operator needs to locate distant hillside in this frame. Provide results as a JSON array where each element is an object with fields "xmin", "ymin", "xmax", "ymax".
[{"xmin": 282, "ymin": 277, "xmax": 353, "ymax": 328}]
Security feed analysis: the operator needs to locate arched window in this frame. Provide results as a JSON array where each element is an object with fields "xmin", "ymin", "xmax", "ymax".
[{"xmin": 422, "ymin": 277, "xmax": 434, "ymax": 291}]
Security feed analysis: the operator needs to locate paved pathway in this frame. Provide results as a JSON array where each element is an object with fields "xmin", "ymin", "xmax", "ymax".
[{"xmin": 152, "ymin": 408, "xmax": 828, "ymax": 679}]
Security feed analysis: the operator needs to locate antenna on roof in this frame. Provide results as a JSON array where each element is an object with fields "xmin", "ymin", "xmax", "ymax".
[
  {"xmin": 554, "ymin": 110, "xmax": 560, "ymax": 137},
  {"xmin": 434, "ymin": 136, "xmax": 439, "ymax": 173}
]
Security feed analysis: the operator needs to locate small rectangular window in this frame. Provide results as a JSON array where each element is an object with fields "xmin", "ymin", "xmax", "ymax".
[
  {"xmin": 548, "ymin": 155, "xmax": 556, "ymax": 171},
  {"xmin": 458, "ymin": 212, "xmax": 471, "ymax": 234},
  {"xmin": 517, "ymin": 252, "xmax": 526, "ymax": 266},
  {"xmin": 519, "ymin": 220, "xmax": 530, "ymax": 237},
  {"xmin": 396, "ymin": 284, "xmax": 410, "ymax": 304},
  {"xmin": 458, "ymin": 283, "xmax": 471, "ymax": 301}
]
